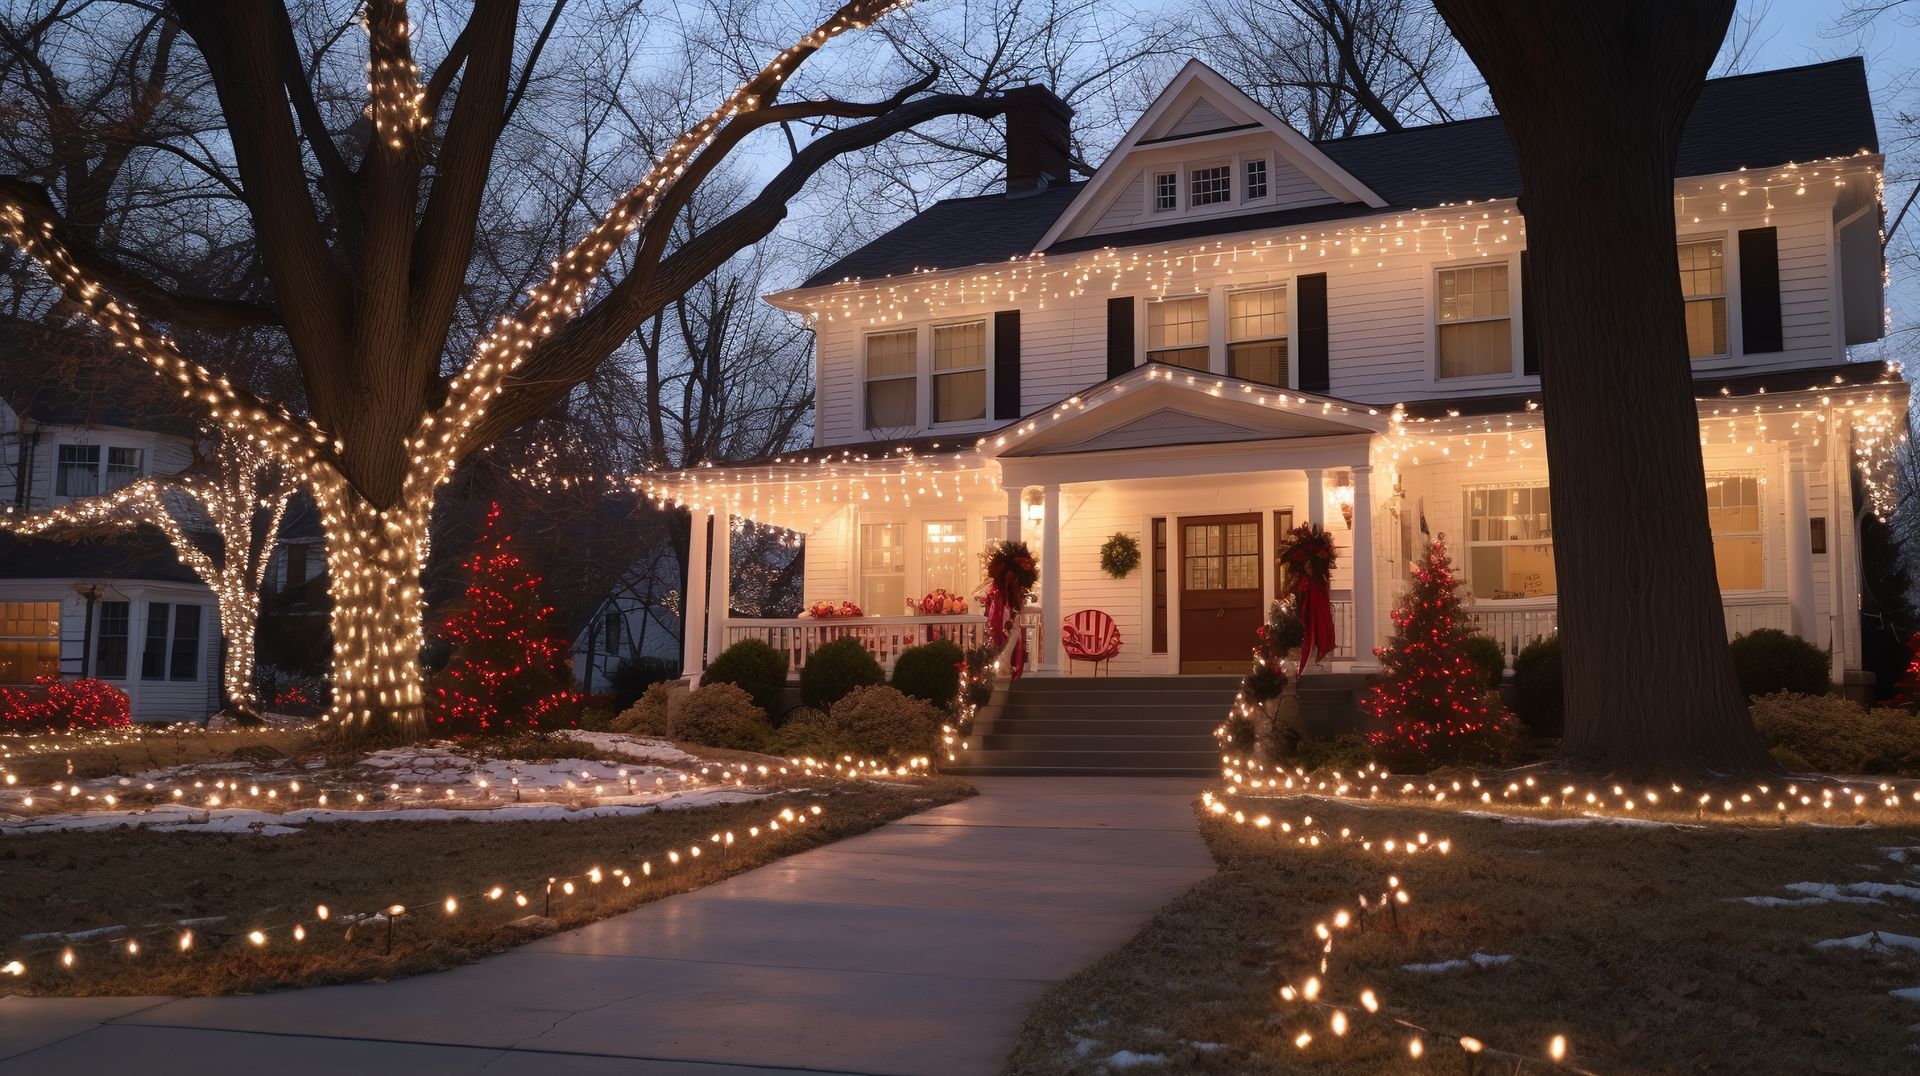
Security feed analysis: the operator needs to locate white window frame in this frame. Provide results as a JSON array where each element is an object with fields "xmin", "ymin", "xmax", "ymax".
[
  {"xmin": 140, "ymin": 600, "xmax": 203, "ymax": 684},
  {"xmin": 857, "ymin": 521, "xmax": 908, "ymax": 615},
  {"xmin": 54, "ymin": 441, "xmax": 147, "ymax": 498},
  {"xmin": 1463, "ymin": 482, "xmax": 1556, "ymax": 601},
  {"xmin": 1431, "ymin": 257, "xmax": 1520, "ymax": 384},
  {"xmin": 0, "ymin": 600, "xmax": 61, "ymax": 685},
  {"xmin": 1225, "ymin": 282, "xmax": 1292, "ymax": 388},
  {"xmin": 1677, "ymin": 230, "xmax": 1735, "ymax": 360},
  {"xmin": 1143, "ymin": 294, "xmax": 1212, "ymax": 371},
  {"xmin": 919, "ymin": 519, "xmax": 971, "ymax": 599},
  {"xmin": 1152, "ymin": 171, "xmax": 1179, "ymax": 212},
  {"xmin": 1188, "ymin": 160, "xmax": 1233, "ymax": 208},
  {"xmin": 1705, "ymin": 470, "xmax": 1767, "ymax": 593},
  {"xmin": 928, "ymin": 317, "xmax": 991, "ymax": 428},
  {"xmin": 1241, "ymin": 154, "xmax": 1271, "ymax": 204},
  {"xmin": 863, "ymin": 328, "xmax": 920, "ymax": 431}
]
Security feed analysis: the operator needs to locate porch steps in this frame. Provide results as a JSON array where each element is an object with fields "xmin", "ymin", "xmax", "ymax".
[{"xmin": 947, "ymin": 675, "xmax": 1238, "ymax": 777}]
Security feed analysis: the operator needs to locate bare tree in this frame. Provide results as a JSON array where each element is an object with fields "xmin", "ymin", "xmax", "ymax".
[
  {"xmin": 1197, "ymin": 0, "xmax": 1474, "ymax": 139},
  {"xmin": 0, "ymin": 0, "xmax": 1017, "ymax": 742},
  {"xmin": 1433, "ymin": 0, "xmax": 1777, "ymax": 778}
]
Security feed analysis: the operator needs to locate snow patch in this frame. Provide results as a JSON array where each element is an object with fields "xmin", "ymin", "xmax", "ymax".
[
  {"xmin": 1815, "ymin": 932, "xmax": 1920, "ymax": 953},
  {"xmin": 1787, "ymin": 881, "xmax": 1920, "ymax": 903},
  {"xmin": 1460, "ymin": 810, "xmax": 1690, "ymax": 829},
  {"xmin": 559, "ymin": 731, "xmax": 700, "ymax": 764},
  {"xmin": 1401, "ymin": 952, "xmax": 1512, "ymax": 974},
  {"xmin": 1102, "ymin": 1051, "xmax": 1167, "ymax": 1069},
  {"xmin": 1893, "ymin": 987, "xmax": 1920, "ymax": 1003}
]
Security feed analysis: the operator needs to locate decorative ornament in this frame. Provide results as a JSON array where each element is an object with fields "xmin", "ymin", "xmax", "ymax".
[
  {"xmin": 982, "ymin": 540, "xmax": 1038, "ymax": 679},
  {"xmin": 1099, "ymin": 532, "xmax": 1142, "ymax": 579},
  {"xmin": 801, "ymin": 599, "xmax": 864, "ymax": 619},
  {"xmin": 1278, "ymin": 523, "xmax": 1339, "ymax": 667},
  {"xmin": 918, "ymin": 589, "xmax": 969, "ymax": 616}
]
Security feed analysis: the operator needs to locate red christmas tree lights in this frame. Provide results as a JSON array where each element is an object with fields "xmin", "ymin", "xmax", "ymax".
[
  {"xmin": 427, "ymin": 504, "xmax": 579, "ymax": 735},
  {"xmin": 1363, "ymin": 537, "xmax": 1513, "ymax": 767}
]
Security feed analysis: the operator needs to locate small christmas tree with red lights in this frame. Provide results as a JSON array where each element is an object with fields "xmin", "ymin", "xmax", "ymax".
[
  {"xmin": 428, "ymin": 504, "xmax": 578, "ymax": 735},
  {"xmin": 1364, "ymin": 537, "xmax": 1513, "ymax": 767}
]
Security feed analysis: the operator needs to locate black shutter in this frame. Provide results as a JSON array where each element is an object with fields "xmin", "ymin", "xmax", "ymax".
[
  {"xmin": 1521, "ymin": 251, "xmax": 1540, "ymax": 375},
  {"xmin": 1738, "ymin": 226, "xmax": 1783, "ymax": 354},
  {"xmin": 1106, "ymin": 296, "xmax": 1135, "ymax": 379},
  {"xmin": 993, "ymin": 309, "xmax": 1021, "ymax": 420},
  {"xmin": 1296, "ymin": 272, "xmax": 1329, "ymax": 392}
]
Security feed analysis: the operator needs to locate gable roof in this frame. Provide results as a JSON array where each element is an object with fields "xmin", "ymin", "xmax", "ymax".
[
  {"xmin": 0, "ymin": 317, "xmax": 202, "ymax": 438},
  {"xmin": 796, "ymin": 58, "xmax": 1877, "ymax": 290}
]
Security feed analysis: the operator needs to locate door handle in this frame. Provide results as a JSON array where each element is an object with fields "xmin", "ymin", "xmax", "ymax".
[{"xmin": 1216, "ymin": 608, "xmax": 1224, "ymax": 619}]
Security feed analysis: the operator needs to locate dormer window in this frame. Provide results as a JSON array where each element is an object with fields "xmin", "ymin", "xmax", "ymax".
[
  {"xmin": 1245, "ymin": 159, "xmax": 1269, "ymax": 201},
  {"xmin": 1153, "ymin": 172, "xmax": 1178, "ymax": 212},
  {"xmin": 1190, "ymin": 164, "xmax": 1232, "ymax": 207}
]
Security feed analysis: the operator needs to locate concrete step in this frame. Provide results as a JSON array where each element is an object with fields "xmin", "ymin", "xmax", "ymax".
[
  {"xmin": 950, "ymin": 748, "xmax": 1220, "ymax": 770},
  {"xmin": 1006, "ymin": 676, "xmax": 1239, "ymax": 692},
  {"xmin": 986, "ymin": 717, "xmax": 1224, "ymax": 736},
  {"xmin": 992, "ymin": 703, "xmax": 1228, "ymax": 722},
  {"xmin": 998, "ymin": 689, "xmax": 1239, "ymax": 707},
  {"xmin": 979, "ymin": 732, "xmax": 1216, "ymax": 752}
]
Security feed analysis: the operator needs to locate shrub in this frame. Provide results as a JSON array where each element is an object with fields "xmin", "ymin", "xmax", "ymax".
[
  {"xmin": 1749, "ymin": 692, "xmax": 1920, "ymax": 775},
  {"xmin": 1511, "ymin": 635, "xmax": 1564, "ymax": 737},
  {"xmin": 575, "ymin": 706, "xmax": 616, "ymax": 732},
  {"xmin": 963, "ymin": 645, "xmax": 997, "ymax": 707},
  {"xmin": 609, "ymin": 655, "xmax": 680, "ymax": 710},
  {"xmin": 891, "ymin": 639, "xmax": 964, "ymax": 707},
  {"xmin": 675, "ymin": 682, "xmax": 774, "ymax": 751},
  {"xmin": 779, "ymin": 686, "xmax": 939, "ymax": 761},
  {"xmin": 701, "ymin": 639, "xmax": 788, "ymax": 719},
  {"xmin": 1729, "ymin": 628, "xmax": 1830, "ymax": 699},
  {"xmin": 1290, "ymin": 733, "xmax": 1375, "ymax": 772},
  {"xmin": 799, "ymin": 637, "xmax": 883, "ymax": 710},
  {"xmin": 0, "ymin": 677, "xmax": 132, "ymax": 732},
  {"xmin": 1462, "ymin": 635, "xmax": 1506, "ymax": 690},
  {"xmin": 773, "ymin": 707, "xmax": 842, "ymax": 759},
  {"xmin": 609, "ymin": 681, "xmax": 681, "ymax": 736},
  {"xmin": 1221, "ymin": 712, "xmax": 1257, "ymax": 754}
]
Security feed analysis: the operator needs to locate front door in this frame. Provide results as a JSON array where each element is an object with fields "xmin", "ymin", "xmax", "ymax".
[{"xmin": 1179, "ymin": 513, "xmax": 1262, "ymax": 674}]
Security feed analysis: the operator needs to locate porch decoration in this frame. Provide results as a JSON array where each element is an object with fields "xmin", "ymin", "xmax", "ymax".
[
  {"xmin": 983, "ymin": 540, "xmax": 1038, "ymax": 678},
  {"xmin": 1099, "ymin": 532, "xmax": 1142, "ymax": 579},
  {"xmin": 918, "ymin": 588, "xmax": 969, "ymax": 615},
  {"xmin": 1362, "ymin": 538, "xmax": 1514, "ymax": 767},
  {"xmin": 427, "ymin": 504, "xmax": 580, "ymax": 735},
  {"xmin": 1060, "ymin": 609, "xmax": 1123, "ymax": 674},
  {"xmin": 801, "ymin": 599, "xmax": 864, "ymax": 619},
  {"xmin": 1279, "ymin": 522, "xmax": 1339, "ymax": 667}
]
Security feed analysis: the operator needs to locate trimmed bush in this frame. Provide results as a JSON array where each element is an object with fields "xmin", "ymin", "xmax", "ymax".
[
  {"xmin": 1290, "ymin": 733, "xmax": 1375, "ymax": 772},
  {"xmin": 772, "ymin": 707, "xmax": 842, "ymax": 760},
  {"xmin": 609, "ymin": 655, "xmax": 679, "ymax": 710},
  {"xmin": 1462, "ymin": 635, "xmax": 1505, "ymax": 690},
  {"xmin": 675, "ymin": 682, "xmax": 774, "ymax": 751},
  {"xmin": 778, "ymin": 686, "xmax": 939, "ymax": 761},
  {"xmin": 1729, "ymin": 628, "xmax": 1830, "ymax": 699},
  {"xmin": 799, "ymin": 636, "xmax": 884, "ymax": 710},
  {"xmin": 1511, "ymin": 635, "xmax": 1563, "ymax": 738},
  {"xmin": 1750, "ymin": 691, "xmax": 1920, "ymax": 775},
  {"xmin": 701, "ymin": 639, "xmax": 788, "ymax": 719},
  {"xmin": 891, "ymin": 639, "xmax": 964, "ymax": 707},
  {"xmin": 609, "ymin": 681, "xmax": 681, "ymax": 736}
]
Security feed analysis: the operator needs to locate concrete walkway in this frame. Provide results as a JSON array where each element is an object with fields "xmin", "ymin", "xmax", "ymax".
[{"xmin": 0, "ymin": 778, "xmax": 1212, "ymax": 1076}]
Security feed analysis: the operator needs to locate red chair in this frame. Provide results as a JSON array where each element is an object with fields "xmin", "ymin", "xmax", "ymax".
[{"xmin": 1061, "ymin": 610, "xmax": 1122, "ymax": 676}]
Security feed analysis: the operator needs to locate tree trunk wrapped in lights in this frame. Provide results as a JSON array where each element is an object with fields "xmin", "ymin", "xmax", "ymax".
[
  {"xmin": 0, "ymin": 0, "xmax": 1017, "ymax": 743},
  {"xmin": 0, "ymin": 446, "xmax": 295, "ymax": 721}
]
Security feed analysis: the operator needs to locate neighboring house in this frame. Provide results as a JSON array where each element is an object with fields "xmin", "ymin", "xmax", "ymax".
[
  {"xmin": 571, "ymin": 543, "xmax": 686, "ymax": 694},
  {"xmin": 645, "ymin": 59, "xmax": 1900, "ymax": 694},
  {"xmin": 0, "ymin": 366, "xmax": 222, "ymax": 722}
]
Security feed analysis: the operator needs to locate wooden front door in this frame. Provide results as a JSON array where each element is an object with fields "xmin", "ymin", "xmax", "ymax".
[{"xmin": 1179, "ymin": 513, "xmax": 1263, "ymax": 674}]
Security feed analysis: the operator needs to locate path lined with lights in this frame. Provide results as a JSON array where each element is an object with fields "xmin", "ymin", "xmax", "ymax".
[{"xmin": 0, "ymin": 777, "xmax": 1212, "ymax": 1076}]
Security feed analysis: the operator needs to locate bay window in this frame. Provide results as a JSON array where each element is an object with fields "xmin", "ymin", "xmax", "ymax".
[
  {"xmin": 1228, "ymin": 285, "xmax": 1288, "ymax": 386},
  {"xmin": 1436, "ymin": 263, "xmax": 1513, "ymax": 379},
  {"xmin": 96, "ymin": 601, "xmax": 130, "ymax": 679},
  {"xmin": 141, "ymin": 602, "xmax": 202, "ymax": 682},
  {"xmin": 1465, "ymin": 485, "xmax": 1556, "ymax": 599},
  {"xmin": 1146, "ymin": 296, "xmax": 1209, "ymax": 370},
  {"xmin": 864, "ymin": 329, "xmax": 918, "ymax": 430},
  {"xmin": 932, "ymin": 321, "xmax": 987, "ymax": 423},
  {"xmin": 1678, "ymin": 238, "xmax": 1728, "ymax": 358},
  {"xmin": 0, "ymin": 602, "xmax": 59, "ymax": 683}
]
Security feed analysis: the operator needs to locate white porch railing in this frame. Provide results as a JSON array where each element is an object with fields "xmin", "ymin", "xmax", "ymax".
[
  {"xmin": 1472, "ymin": 595, "xmax": 1793, "ymax": 669},
  {"xmin": 726, "ymin": 615, "xmax": 991, "ymax": 675},
  {"xmin": 1331, "ymin": 598, "xmax": 1356, "ymax": 660}
]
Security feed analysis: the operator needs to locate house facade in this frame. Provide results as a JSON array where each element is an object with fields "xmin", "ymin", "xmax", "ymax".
[
  {"xmin": 0, "ymin": 370, "xmax": 222, "ymax": 722},
  {"xmin": 647, "ymin": 59, "xmax": 1901, "ymax": 693}
]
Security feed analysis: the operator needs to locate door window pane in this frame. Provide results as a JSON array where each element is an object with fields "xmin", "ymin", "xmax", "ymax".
[
  {"xmin": 1184, "ymin": 523, "xmax": 1223, "ymax": 590},
  {"xmin": 96, "ymin": 601, "xmax": 129, "ymax": 679},
  {"xmin": 1678, "ymin": 240, "xmax": 1728, "ymax": 357},
  {"xmin": 1436, "ymin": 264, "xmax": 1513, "ymax": 378},
  {"xmin": 1225, "ymin": 522, "xmax": 1260, "ymax": 590},
  {"xmin": 1147, "ymin": 296, "xmax": 1209, "ymax": 369},
  {"xmin": 860, "ymin": 523, "xmax": 906, "ymax": 615},
  {"xmin": 1152, "ymin": 518, "xmax": 1168, "ymax": 654},
  {"xmin": 0, "ymin": 601, "xmax": 60, "ymax": 683}
]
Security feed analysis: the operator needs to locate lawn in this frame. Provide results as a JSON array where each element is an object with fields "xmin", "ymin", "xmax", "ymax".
[
  {"xmin": 1, "ymin": 725, "xmax": 972, "ymax": 996},
  {"xmin": 1008, "ymin": 781, "xmax": 1920, "ymax": 1075}
]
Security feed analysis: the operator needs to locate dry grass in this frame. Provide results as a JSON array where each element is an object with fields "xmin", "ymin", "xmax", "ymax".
[
  {"xmin": 1008, "ymin": 795, "xmax": 1920, "ymax": 1075},
  {"xmin": 3, "ymin": 776, "xmax": 973, "ymax": 997},
  {"xmin": 1, "ymin": 727, "xmax": 324, "ymax": 786}
]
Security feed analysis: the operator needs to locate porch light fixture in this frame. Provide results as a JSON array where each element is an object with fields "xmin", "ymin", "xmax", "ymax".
[
  {"xmin": 1330, "ymin": 478, "xmax": 1355, "ymax": 530},
  {"xmin": 1024, "ymin": 491, "xmax": 1044, "ymax": 522}
]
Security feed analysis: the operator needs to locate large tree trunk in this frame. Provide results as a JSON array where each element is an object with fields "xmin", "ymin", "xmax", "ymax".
[
  {"xmin": 213, "ymin": 580, "xmax": 262, "ymax": 720},
  {"xmin": 318, "ymin": 471, "xmax": 434, "ymax": 744},
  {"xmin": 1433, "ymin": 0, "xmax": 1778, "ymax": 778}
]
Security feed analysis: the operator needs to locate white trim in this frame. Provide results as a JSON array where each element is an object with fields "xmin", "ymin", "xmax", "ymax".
[{"xmin": 1429, "ymin": 255, "xmax": 1522, "ymax": 386}]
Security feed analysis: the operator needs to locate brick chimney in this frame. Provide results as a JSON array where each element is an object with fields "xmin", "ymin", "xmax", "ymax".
[{"xmin": 1002, "ymin": 84, "xmax": 1073, "ymax": 195}]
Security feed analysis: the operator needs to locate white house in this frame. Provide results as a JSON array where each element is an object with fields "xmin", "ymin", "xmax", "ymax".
[
  {"xmin": 644, "ymin": 59, "xmax": 1902, "ymax": 698},
  {"xmin": 0, "ymin": 365, "xmax": 221, "ymax": 722}
]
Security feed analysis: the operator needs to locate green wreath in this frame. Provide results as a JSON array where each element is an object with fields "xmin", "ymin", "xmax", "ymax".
[{"xmin": 1100, "ymin": 532, "xmax": 1142, "ymax": 579}]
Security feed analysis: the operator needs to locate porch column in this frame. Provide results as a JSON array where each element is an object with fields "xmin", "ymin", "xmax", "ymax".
[
  {"xmin": 1003, "ymin": 484, "xmax": 1024, "ymax": 542},
  {"xmin": 681, "ymin": 508, "xmax": 710, "ymax": 681},
  {"xmin": 1305, "ymin": 469, "xmax": 1325, "ymax": 528},
  {"xmin": 1037, "ymin": 483, "xmax": 1062, "ymax": 674},
  {"xmin": 1783, "ymin": 452, "xmax": 1816, "ymax": 640},
  {"xmin": 705, "ymin": 513, "xmax": 732, "ymax": 666},
  {"xmin": 1350, "ymin": 465, "xmax": 1376, "ymax": 667}
]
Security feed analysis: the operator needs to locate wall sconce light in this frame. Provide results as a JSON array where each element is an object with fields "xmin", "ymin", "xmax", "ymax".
[
  {"xmin": 1330, "ymin": 477, "xmax": 1355, "ymax": 530},
  {"xmin": 1024, "ymin": 491, "xmax": 1044, "ymax": 522}
]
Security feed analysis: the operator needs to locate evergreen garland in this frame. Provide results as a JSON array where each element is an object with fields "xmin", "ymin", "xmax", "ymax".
[{"xmin": 1099, "ymin": 532, "xmax": 1142, "ymax": 578}]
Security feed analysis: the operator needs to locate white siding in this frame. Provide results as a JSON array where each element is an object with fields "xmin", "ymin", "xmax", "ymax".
[
  {"xmin": 0, "ymin": 579, "xmax": 218, "ymax": 722},
  {"xmin": 1166, "ymin": 99, "xmax": 1235, "ymax": 137}
]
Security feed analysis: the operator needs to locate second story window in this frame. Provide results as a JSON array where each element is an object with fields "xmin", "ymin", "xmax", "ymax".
[
  {"xmin": 105, "ymin": 448, "xmax": 143, "ymax": 491},
  {"xmin": 1678, "ymin": 238, "xmax": 1727, "ymax": 358},
  {"xmin": 1190, "ymin": 164, "xmax": 1232, "ymax": 206},
  {"xmin": 1153, "ymin": 172, "xmax": 1178, "ymax": 211},
  {"xmin": 1228, "ymin": 286, "xmax": 1288, "ymax": 386},
  {"xmin": 56, "ymin": 444, "xmax": 101, "ymax": 496},
  {"xmin": 864, "ymin": 329, "xmax": 918, "ymax": 430},
  {"xmin": 1146, "ymin": 296, "xmax": 1209, "ymax": 370},
  {"xmin": 932, "ymin": 321, "xmax": 987, "ymax": 423},
  {"xmin": 1436, "ymin": 264, "xmax": 1512, "ymax": 379},
  {"xmin": 1245, "ymin": 159, "xmax": 1269, "ymax": 200}
]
